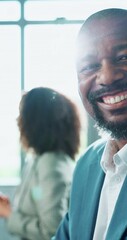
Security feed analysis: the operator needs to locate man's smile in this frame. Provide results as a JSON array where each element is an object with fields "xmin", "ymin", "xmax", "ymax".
[
  {"xmin": 102, "ymin": 92, "xmax": 127, "ymax": 104},
  {"xmin": 97, "ymin": 91, "xmax": 127, "ymax": 111},
  {"xmin": 102, "ymin": 91, "xmax": 127, "ymax": 105}
]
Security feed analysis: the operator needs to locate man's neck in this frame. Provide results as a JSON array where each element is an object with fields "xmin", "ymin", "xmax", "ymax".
[{"xmin": 115, "ymin": 140, "xmax": 127, "ymax": 150}]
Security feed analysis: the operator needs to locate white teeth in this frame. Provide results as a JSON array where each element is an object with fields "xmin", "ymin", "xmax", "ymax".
[
  {"xmin": 115, "ymin": 96, "xmax": 121, "ymax": 102},
  {"xmin": 120, "ymin": 95, "xmax": 124, "ymax": 101},
  {"xmin": 110, "ymin": 98, "xmax": 115, "ymax": 104},
  {"xmin": 103, "ymin": 94, "xmax": 127, "ymax": 104}
]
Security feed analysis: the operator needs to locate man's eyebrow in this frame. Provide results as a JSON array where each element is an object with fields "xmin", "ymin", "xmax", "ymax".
[
  {"xmin": 80, "ymin": 55, "xmax": 95, "ymax": 62},
  {"xmin": 113, "ymin": 44, "xmax": 127, "ymax": 52}
]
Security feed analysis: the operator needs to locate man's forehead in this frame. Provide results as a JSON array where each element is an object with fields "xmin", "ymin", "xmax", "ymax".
[
  {"xmin": 77, "ymin": 16, "xmax": 127, "ymax": 56},
  {"xmin": 80, "ymin": 16, "xmax": 127, "ymax": 39}
]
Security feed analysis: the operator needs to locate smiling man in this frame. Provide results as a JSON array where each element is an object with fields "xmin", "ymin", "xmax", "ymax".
[
  {"xmin": 52, "ymin": 8, "xmax": 127, "ymax": 240},
  {"xmin": 77, "ymin": 9, "xmax": 127, "ymax": 146}
]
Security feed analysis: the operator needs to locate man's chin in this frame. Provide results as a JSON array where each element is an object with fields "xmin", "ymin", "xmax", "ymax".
[
  {"xmin": 91, "ymin": 102, "xmax": 127, "ymax": 140},
  {"xmin": 95, "ymin": 119, "xmax": 127, "ymax": 140}
]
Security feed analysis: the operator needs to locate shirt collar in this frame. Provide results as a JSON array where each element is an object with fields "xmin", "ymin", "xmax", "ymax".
[
  {"xmin": 101, "ymin": 139, "xmax": 127, "ymax": 173},
  {"xmin": 114, "ymin": 144, "xmax": 127, "ymax": 167}
]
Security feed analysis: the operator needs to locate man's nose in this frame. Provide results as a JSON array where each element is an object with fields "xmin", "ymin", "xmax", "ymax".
[{"xmin": 96, "ymin": 60, "xmax": 124, "ymax": 86}]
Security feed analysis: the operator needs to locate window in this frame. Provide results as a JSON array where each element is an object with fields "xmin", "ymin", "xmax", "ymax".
[
  {"xmin": 0, "ymin": 0, "xmax": 126, "ymax": 184},
  {"xmin": 0, "ymin": 1, "xmax": 21, "ymax": 184}
]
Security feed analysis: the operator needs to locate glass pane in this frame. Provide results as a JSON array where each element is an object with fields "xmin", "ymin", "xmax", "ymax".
[
  {"xmin": 0, "ymin": 1, "xmax": 20, "ymax": 21},
  {"xmin": 25, "ymin": 24, "xmax": 81, "ymax": 98},
  {"xmin": 24, "ymin": 1, "xmax": 90, "ymax": 20},
  {"xmin": 0, "ymin": 26, "xmax": 21, "ymax": 185},
  {"xmin": 25, "ymin": 0, "xmax": 127, "ymax": 21}
]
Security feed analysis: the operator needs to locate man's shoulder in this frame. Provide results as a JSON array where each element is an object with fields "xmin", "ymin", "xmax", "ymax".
[
  {"xmin": 71, "ymin": 138, "xmax": 106, "ymax": 193},
  {"xmin": 77, "ymin": 138, "xmax": 106, "ymax": 167},
  {"xmin": 86, "ymin": 138, "xmax": 107, "ymax": 153}
]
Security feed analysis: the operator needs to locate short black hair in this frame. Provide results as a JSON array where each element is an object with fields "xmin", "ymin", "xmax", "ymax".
[{"xmin": 17, "ymin": 87, "xmax": 81, "ymax": 159}]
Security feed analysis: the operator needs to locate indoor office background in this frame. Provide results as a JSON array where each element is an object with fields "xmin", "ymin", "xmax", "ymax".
[{"xmin": 0, "ymin": 1, "xmax": 126, "ymax": 239}]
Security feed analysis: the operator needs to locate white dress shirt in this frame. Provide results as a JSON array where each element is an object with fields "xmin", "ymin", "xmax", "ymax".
[{"xmin": 93, "ymin": 139, "xmax": 127, "ymax": 240}]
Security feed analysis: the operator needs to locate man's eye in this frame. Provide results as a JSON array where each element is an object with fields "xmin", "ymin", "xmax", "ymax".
[
  {"xmin": 80, "ymin": 63, "xmax": 100, "ymax": 74},
  {"xmin": 116, "ymin": 55, "xmax": 127, "ymax": 62}
]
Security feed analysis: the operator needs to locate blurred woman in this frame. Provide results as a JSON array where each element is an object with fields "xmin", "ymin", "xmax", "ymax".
[{"xmin": 0, "ymin": 87, "xmax": 81, "ymax": 240}]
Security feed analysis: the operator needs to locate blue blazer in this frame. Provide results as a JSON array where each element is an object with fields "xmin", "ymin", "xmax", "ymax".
[{"xmin": 53, "ymin": 139, "xmax": 127, "ymax": 240}]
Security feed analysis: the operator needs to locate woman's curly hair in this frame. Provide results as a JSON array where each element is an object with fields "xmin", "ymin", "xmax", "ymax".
[{"xmin": 17, "ymin": 87, "xmax": 81, "ymax": 159}]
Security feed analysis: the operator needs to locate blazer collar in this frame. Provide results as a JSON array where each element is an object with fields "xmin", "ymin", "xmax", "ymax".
[{"xmin": 77, "ymin": 146, "xmax": 105, "ymax": 240}]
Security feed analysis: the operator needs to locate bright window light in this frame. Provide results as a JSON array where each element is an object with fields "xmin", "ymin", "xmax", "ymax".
[
  {"xmin": 0, "ymin": 26, "xmax": 21, "ymax": 184},
  {"xmin": 0, "ymin": 1, "xmax": 20, "ymax": 21},
  {"xmin": 25, "ymin": 0, "xmax": 127, "ymax": 21},
  {"xmin": 25, "ymin": 24, "xmax": 81, "ymax": 100}
]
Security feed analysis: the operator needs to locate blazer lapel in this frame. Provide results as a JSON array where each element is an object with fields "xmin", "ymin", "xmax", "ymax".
[
  {"xmin": 77, "ymin": 149, "xmax": 105, "ymax": 240},
  {"xmin": 106, "ymin": 176, "xmax": 127, "ymax": 240}
]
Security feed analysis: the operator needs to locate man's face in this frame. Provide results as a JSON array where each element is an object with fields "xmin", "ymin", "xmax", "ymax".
[{"xmin": 77, "ymin": 16, "xmax": 127, "ymax": 139}]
